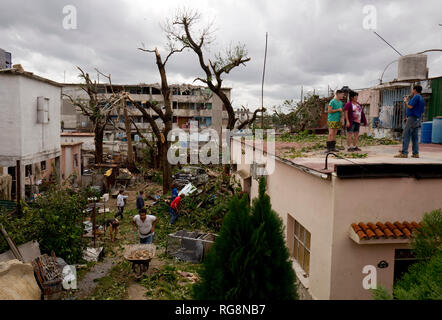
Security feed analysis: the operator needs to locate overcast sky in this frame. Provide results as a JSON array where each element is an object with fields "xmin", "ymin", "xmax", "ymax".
[{"xmin": 1, "ymin": 0, "xmax": 442, "ymax": 111}]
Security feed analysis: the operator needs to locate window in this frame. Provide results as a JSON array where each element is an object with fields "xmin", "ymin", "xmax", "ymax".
[
  {"xmin": 293, "ymin": 220, "xmax": 311, "ymax": 275},
  {"xmin": 25, "ymin": 164, "xmax": 32, "ymax": 177},
  {"xmin": 40, "ymin": 161, "xmax": 46, "ymax": 171},
  {"xmin": 173, "ymin": 101, "xmax": 178, "ymax": 109},
  {"xmin": 151, "ymin": 87, "xmax": 161, "ymax": 95},
  {"xmin": 206, "ymin": 103, "xmax": 213, "ymax": 110},
  {"xmin": 74, "ymin": 154, "xmax": 79, "ymax": 168}
]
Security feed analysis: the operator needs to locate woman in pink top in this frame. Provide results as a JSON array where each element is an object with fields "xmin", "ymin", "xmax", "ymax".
[{"xmin": 344, "ymin": 91, "xmax": 367, "ymax": 152}]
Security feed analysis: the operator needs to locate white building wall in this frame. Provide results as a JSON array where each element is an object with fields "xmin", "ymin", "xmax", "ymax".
[
  {"xmin": 18, "ymin": 76, "xmax": 61, "ymax": 164},
  {"xmin": 0, "ymin": 75, "xmax": 22, "ymax": 161}
]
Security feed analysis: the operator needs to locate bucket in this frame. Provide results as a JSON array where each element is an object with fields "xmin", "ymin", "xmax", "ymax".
[
  {"xmin": 421, "ymin": 121, "xmax": 433, "ymax": 143},
  {"xmin": 432, "ymin": 117, "xmax": 442, "ymax": 144}
]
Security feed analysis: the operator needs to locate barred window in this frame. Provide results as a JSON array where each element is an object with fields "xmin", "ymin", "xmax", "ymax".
[{"xmin": 293, "ymin": 220, "xmax": 311, "ymax": 275}]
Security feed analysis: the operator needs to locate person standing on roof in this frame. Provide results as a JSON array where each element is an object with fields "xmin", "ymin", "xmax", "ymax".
[
  {"xmin": 395, "ymin": 85, "xmax": 426, "ymax": 158},
  {"xmin": 136, "ymin": 190, "xmax": 145, "ymax": 212},
  {"xmin": 326, "ymin": 90, "xmax": 345, "ymax": 152},
  {"xmin": 115, "ymin": 189, "xmax": 128, "ymax": 220},
  {"xmin": 344, "ymin": 91, "xmax": 367, "ymax": 152},
  {"xmin": 170, "ymin": 193, "xmax": 185, "ymax": 225}
]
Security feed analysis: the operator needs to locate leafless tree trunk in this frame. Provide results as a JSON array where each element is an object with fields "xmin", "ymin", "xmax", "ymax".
[
  {"xmin": 165, "ymin": 9, "xmax": 265, "ymax": 132},
  {"xmin": 122, "ymin": 97, "xmax": 136, "ymax": 171},
  {"xmin": 63, "ymin": 67, "xmax": 123, "ymax": 165},
  {"xmin": 125, "ymin": 45, "xmax": 186, "ymax": 194}
]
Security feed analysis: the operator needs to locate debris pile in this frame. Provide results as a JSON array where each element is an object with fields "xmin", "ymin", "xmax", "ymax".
[{"xmin": 127, "ymin": 249, "xmax": 154, "ymax": 261}]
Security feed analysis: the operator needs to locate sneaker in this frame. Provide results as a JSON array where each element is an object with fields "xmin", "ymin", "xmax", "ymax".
[
  {"xmin": 394, "ymin": 153, "xmax": 408, "ymax": 158},
  {"xmin": 347, "ymin": 147, "xmax": 354, "ymax": 152},
  {"xmin": 353, "ymin": 147, "xmax": 362, "ymax": 152},
  {"xmin": 411, "ymin": 154, "xmax": 419, "ymax": 158}
]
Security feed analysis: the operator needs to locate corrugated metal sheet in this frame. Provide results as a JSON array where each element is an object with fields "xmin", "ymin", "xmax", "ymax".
[{"xmin": 428, "ymin": 77, "xmax": 442, "ymax": 121}]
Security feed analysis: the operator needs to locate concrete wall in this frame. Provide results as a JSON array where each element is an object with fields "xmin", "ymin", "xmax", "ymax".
[
  {"xmin": 231, "ymin": 137, "xmax": 442, "ymax": 300},
  {"xmin": 61, "ymin": 144, "xmax": 82, "ymax": 184},
  {"xmin": 0, "ymin": 73, "xmax": 61, "ymax": 166},
  {"xmin": 0, "ymin": 75, "xmax": 21, "ymax": 162},
  {"xmin": 231, "ymin": 138, "xmax": 334, "ymax": 300},
  {"xmin": 329, "ymin": 176, "xmax": 442, "ymax": 300}
]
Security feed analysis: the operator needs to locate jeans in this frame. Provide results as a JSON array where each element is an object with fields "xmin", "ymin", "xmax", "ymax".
[
  {"xmin": 170, "ymin": 208, "xmax": 178, "ymax": 225},
  {"xmin": 140, "ymin": 233, "xmax": 154, "ymax": 244},
  {"xmin": 401, "ymin": 116, "xmax": 420, "ymax": 155},
  {"xmin": 115, "ymin": 206, "xmax": 124, "ymax": 219}
]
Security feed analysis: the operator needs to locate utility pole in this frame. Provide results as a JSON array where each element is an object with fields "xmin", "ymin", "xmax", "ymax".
[
  {"xmin": 261, "ymin": 32, "xmax": 268, "ymax": 129},
  {"xmin": 123, "ymin": 97, "xmax": 135, "ymax": 171}
]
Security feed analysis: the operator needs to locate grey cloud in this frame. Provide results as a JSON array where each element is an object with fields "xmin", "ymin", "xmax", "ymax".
[{"xmin": 1, "ymin": 0, "xmax": 441, "ymax": 111}]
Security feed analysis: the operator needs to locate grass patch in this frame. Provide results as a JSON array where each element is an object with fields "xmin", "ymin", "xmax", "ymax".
[
  {"xmin": 337, "ymin": 152, "xmax": 368, "ymax": 159},
  {"xmin": 87, "ymin": 260, "xmax": 133, "ymax": 300},
  {"xmin": 139, "ymin": 258, "xmax": 203, "ymax": 300}
]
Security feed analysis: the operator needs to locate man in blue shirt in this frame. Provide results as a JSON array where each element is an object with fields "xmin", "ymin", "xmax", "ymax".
[
  {"xmin": 395, "ymin": 85, "xmax": 426, "ymax": 158},
  {"xmin": 136, "ymin": 190, "xmax": 145, "ymax": 212}
]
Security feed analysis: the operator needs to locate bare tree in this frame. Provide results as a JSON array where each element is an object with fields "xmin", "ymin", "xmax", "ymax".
[
  {"xmin": 63, "ymin": 67, "xmax": 123, "ymax": 164},
  {"xmin": 123, "ymin": 43, "xmax": 187, "ymax": 194},
  {"xmin": 165, "ymin": 9, "xmax": 265, "ymax": 131}
]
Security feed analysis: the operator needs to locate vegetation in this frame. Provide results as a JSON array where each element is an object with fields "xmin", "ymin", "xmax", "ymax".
[
  {"xmin": 0, "ymin": 187, "xmax": 95, "ymax": 264},
  {"xmin": 140, "ymin": 259, "xmax": 202, "ymax": 300},
  {"xmin": 88, "ymin": 260, "xmax": 133, "ymax": 300},
  {"xmin": 372, "ymin": 209, "xmax": 442, "ymax": 300},
  {"xmin": 194, "ymin": 177, "xmax": 297, "ymax": 300},
  {"xmin": 272, "ymin": 95, "xmax": 327, "ymax": 133}
]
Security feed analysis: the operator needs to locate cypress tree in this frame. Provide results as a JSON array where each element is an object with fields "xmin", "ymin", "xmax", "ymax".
[{"xmin": 194, "ymin": 177, "xmax": 298, "ymax": 300}]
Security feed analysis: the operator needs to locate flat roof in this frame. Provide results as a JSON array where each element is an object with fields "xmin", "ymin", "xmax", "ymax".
[
  {"xmin": 61, "ymin": 142, "xmax": 83, "ymax": 147},
  {"xmin": 61, "ymin": 132, "xmax": 95, "ymax": 136},
  {"xmin": 0, "ymin": 68, "xmax": 63, "ymax": 87},
  {"xmin": 240, "ymin": 138, "xmax": 442, "ymax": 179},
  {"xmin": 62, "ymin": 82, "xmax": 232, "ymax": 90}
]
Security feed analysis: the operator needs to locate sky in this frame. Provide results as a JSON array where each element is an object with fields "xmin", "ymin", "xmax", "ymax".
[{"xmin": 1, "ymin": 0, "xmax": 442, "ymax": 112}]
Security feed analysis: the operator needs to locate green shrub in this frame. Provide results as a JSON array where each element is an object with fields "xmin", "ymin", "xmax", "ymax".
[
  {"xmin": 194, "ymin": 177, "xmax": 298, "ymax": 300},
  {"xmin": 0, "ymin": 187, "xmax": 90, "ymax": 264}
]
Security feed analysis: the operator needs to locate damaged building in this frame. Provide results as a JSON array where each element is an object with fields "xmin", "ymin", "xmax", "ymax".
[
  {"xmin": 0, "ymin": 66, "xmax": 62, "ymax": 200},
  {"xmin": 61, "ymin": 83, "xmax": 230, "ymax": 138}
]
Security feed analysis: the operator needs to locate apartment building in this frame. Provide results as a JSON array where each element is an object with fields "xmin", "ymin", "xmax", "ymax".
[{"xmin": 61, "ymin": 83, "xmax": 230, "ymax": 138}]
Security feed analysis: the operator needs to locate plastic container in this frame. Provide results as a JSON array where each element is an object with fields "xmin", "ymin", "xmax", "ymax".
[
  {"xmin": 421, "ymin": 121, "xmax": 433, "ymax": 143},
  {"xmin": 432, "ymin": 117, "xmax": 442, "ymax": 144}
]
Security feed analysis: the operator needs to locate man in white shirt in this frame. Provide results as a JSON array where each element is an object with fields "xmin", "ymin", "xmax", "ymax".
[
  {"xmin": 115, "ymin": 189, "xmax": 128, "ymax": 220},
  {"xmin": 132, "ymin": 208, "xmax": 157, "ymax": 244}
]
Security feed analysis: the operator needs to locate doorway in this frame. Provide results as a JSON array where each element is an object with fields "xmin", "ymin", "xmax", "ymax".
[{"xmin": 394, "ymin": 249, "xmax": 418, "ymax": 284}]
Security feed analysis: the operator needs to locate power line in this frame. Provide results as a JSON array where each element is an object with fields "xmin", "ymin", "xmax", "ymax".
[{"xmin": 373, "ymin": 31, "xmax": 403, "ymax": 56}]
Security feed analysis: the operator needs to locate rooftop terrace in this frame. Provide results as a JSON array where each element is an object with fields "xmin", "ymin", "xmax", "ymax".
[{"xmin": 241, "ymin": 133, "xmax": 442, "ymax": 179}]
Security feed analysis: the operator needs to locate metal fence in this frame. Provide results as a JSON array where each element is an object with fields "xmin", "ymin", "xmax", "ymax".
[{"xmin": 166, "ymin": 230, "xmax": 217, "ymax": 263}]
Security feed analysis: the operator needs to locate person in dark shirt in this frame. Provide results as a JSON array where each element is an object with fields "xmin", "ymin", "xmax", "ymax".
[
  {"xmin": 105, "ymin": 218, "xmax": 120, "ymax": 242},
  {"xmin": 171, "ymin": 185, "xmax": 178, "ymax": 202},
  {"xmin": 395, "ymin": 85, "xmax": 426, "ymax": 158},
  {"xmin": 136, "ymin": 190, "xmax": 145, "ymax": 212}
]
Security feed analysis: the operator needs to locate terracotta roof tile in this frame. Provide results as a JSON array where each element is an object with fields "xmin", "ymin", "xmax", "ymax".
[{"xmin": 351, "ymin": 220, "xmax": 421, "ymax": 240}]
